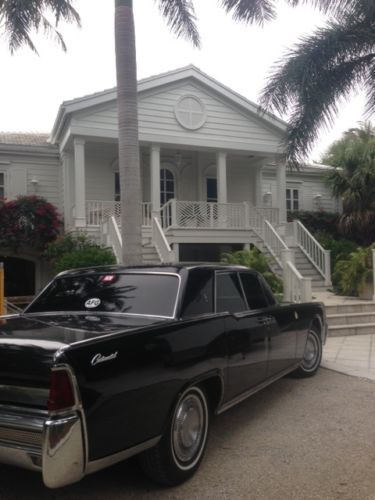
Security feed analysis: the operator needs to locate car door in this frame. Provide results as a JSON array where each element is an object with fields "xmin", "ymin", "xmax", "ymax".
[
  {"xmin": 216, "ymin": 272, "xmax": 269, "ymax": 401},
  {"xmin": 242, "ymin": 273, "xmax": 298, "ymax": 377}
]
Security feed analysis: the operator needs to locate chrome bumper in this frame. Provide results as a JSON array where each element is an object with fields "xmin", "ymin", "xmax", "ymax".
[{"xmin": 0, "ymin": 406, "xmax": 85, "ymax": 488}]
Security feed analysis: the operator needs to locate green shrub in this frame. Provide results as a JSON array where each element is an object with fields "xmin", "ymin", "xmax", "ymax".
[
  {"xmin": 221, "ymin": 248, "xmax": 283, "ymax": 295},
  {"xmin": 332, "ymin": 246, "xmax": 373, "ymax": 296},
  {"xmin": 44, "ymin": 232, "xmax": 116, "ymax": 273},
  {"xmin": 287, "ymin": 211, "xmax": 340, "ymax": 238}
]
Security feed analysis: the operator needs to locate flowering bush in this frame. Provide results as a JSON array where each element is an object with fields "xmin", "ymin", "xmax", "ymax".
[{"xmin": 0, "ymin": 196, "xmax": 62, "ymax": 251}]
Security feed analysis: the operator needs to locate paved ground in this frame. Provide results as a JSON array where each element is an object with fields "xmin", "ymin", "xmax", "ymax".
[
  {"xmin": 323, "ymin": 334, "xmax": 375, "ymax": 381},
  {"xmin": 1, "ymin": 369, "xmax": 375, "ymax": 500}
]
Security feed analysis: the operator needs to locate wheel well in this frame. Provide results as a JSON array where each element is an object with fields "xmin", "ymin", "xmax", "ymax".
[{"xmin": 198, "ymin": 376, "xmax": 223, "ymax": 414}]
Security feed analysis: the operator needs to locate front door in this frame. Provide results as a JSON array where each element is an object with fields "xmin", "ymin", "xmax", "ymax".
[{"xmin": 206, "ymin": 177, "xmax": 217, "ymax": 202}]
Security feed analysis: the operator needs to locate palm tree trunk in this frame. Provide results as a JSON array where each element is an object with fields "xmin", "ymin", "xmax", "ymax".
[{"xmin": 114, "ymin": 0, "xmax": 142, "ymax": 265}]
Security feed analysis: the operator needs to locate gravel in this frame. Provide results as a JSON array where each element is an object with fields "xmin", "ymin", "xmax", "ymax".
[{"xmin": 1, "ymin": 368, "xmax": 375, "ymax": 500}]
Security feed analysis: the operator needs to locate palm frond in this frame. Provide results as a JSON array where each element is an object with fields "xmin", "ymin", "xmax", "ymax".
[
  {"xmin": 219, "ymin": 0, "xmax": 276, "ymax": 25},
  {"xmin": 156, "ymin": 0, "xmax": 200, "ymax": 48},
  {"xmin": 286, "ymin": 0, "xmax": 358, "ymax": 20},
  {"xmin": 0, "ymin": 0, "xmax": 80, "ymax": 53},
  {"xmin": 260, "ymin": 13, "xmax": 375, "ymax": 165}
]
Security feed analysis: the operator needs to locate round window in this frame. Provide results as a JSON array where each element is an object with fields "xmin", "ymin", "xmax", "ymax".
[{"xmin": 174, "ymin": 95, "xmax": 207, "ymax": 130}]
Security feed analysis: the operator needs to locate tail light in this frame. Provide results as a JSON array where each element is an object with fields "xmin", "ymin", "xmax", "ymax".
[{"xmin": 48, "ymin": 368, "xmax": 76, "ymax": 412}]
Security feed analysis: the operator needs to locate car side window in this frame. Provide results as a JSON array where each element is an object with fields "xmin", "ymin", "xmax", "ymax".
[
  {"xmin": 215, "ymin": 273, "xmax": 247, "ymax": 313},
  {"xmin": 239, "ymin": 273, "xmax": 270, "ymax": 310},
  {"xmin": 181, "ymin": 270, "xmax": 214, "ymax": 317}
]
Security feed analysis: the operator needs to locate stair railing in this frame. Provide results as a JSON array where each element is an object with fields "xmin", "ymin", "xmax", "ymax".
[
  {"xmin": 105, "ymin": 215, "xmax": 123, "ymax": 264},
  {"xmin": 152, "ymin": 216, "xmax": 175, "ymax": 263},
  {"xmin": 291, "ymin": 220, "xmax": 331, "ymax": 286},
  {"xmin": 282, "ymin": 249, "xmax": 312, "ymax": 302},
  {"xmin": 263, "ymin": 219, "xmax": 289, "ymax": 268}
]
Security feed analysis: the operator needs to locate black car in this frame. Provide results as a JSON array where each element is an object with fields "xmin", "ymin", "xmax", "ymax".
[{"xmin": 0, "ymin": 264, "xmax": 326, "ymax": 488}]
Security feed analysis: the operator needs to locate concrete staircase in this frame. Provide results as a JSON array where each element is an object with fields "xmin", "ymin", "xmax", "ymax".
[
  {"xmin": 251, "ymin": 231, "xmax": 327, "ymax": 291},
  {"xmin": 326, "ymin": 302, "xmax": 375, "ymax": 337},
  {"xmin": 141, "ymin": 228, "xmax": 161, "ymax": 264}
]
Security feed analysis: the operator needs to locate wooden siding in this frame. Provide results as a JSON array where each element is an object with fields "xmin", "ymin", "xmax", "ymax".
[
  {"xmin": 72, "ymin": 81, "xmax": 285, "ymax": 154},
  {"xmin": 0, "ymin": 150, "xmax": 61, "ymax": 211},
  {"xmin": 262, "ymin": 168, "xmax": 339, "ymax": 213}
]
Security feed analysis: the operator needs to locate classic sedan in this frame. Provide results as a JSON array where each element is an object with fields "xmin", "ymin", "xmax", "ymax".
[{"xmin": 0, "ymin": 264, "xmax": 326, "ymax": 488}]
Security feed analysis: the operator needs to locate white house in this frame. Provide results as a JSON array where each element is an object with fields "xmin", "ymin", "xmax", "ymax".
[{"xmin": 0, "ymin": 66, "xmax": 336, "ymax": 299}]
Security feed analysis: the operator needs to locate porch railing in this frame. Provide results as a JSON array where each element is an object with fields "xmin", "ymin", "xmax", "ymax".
[
  {"xmin": 281, "ymin": 249, "xmax": 312, "ymax": 302},
  {"xmin": 159, "ymin": 200, "xmax": 279, "ymax": 231},
  {"xmin": 86, "ymin": 200, "xmax": 152, "ymax": 227},
  {"xmin": 289, "ymin": 220, "xmax": 331, "ymax": 286}
]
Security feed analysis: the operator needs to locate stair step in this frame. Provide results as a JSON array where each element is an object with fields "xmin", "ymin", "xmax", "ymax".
[
  {"xmin": 325, "ymin": 303, "xmax": 375, "ymax": 314},
  {"xmin": 328, "ymin": 322, "xmax": 375, "ymax": 337},
  {"xmin": 327, "ymin": 312, "xmax": 375, "ymax": 326}
]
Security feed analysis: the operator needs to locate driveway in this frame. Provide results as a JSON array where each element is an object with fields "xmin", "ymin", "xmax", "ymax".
[{"xmin": 1, "ymin": 369, "xmax": 375, "ymax": 500}]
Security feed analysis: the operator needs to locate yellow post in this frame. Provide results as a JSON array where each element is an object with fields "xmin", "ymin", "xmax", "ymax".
[{"xmin": 0, "ymin": 262, "xmax": 4, "ymax": 316}]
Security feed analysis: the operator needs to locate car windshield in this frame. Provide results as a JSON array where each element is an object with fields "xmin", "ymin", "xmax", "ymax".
[{"xmin": 26, "ymin": 273, "xmax": 179, "ymax": 318}]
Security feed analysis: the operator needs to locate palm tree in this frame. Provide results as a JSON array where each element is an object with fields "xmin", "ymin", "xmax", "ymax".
[
  {"xmin": 324, "ymin": 122, "xmax": 375, "ymax": 244},
  {"xmin": 260, "ymin": 0, "xmax": 375, "ymax": 167},
  {"xmin": 0, "ymin": 0, "xmax": 80, "ymax": 53}
]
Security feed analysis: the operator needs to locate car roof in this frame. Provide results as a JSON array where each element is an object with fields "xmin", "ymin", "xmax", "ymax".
[{"xmin": 56, "ymin": 263, "xmax": 254, "ymax": 278}]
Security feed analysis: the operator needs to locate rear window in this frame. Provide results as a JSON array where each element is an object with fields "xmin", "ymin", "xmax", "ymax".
[{"xmin": 26, "ymin": 273, "xmax": 179, "ymax": 317}]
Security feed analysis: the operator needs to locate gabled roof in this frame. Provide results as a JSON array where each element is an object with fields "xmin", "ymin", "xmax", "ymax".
[{"xmin": 51, "ymin": 65, "xmax": 287, "ymax": 143}]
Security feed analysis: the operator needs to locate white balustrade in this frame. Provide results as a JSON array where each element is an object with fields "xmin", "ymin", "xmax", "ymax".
[
  {"xmin": 168, "ymin": 201, "xmax": 246, "ymax": 229},
  {"xmin": 103, "ymin": 216, "xmax": 122, "ymax": 264},
  {"xmin": 86, "ymin": 201, "xmax": 152, "ymax": 227},
  {"xmin": 291, "ymin": 220, "xmax": 331, "ymax": 286},
  {"xmin": 282, "ymin": 249, "xmax": 312, "ymax": 302},
  {"xmin": 152, "ymin": 217, "xmax": 175, "ymax": 263},
  {"xmin": 263, "ymin": 220, "xmax": 288, "ymax": 268}
]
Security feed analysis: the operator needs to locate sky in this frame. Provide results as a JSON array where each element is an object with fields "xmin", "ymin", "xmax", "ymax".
[{"xmin": 0, "ymin": 0, "xmax": 369, "ymax": 161}]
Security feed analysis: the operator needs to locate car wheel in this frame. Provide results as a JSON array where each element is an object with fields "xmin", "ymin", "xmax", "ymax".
[
  {"xmin": 293, "ymin": 327, "xmax": 322, "ymax": 378},
  {"xmin": 139, "ymin": 386, "xmax": 210, "ymax": 485}
]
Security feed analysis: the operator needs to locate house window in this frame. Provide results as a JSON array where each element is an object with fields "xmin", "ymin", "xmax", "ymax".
[
  {"xmin": 114, "ymin": 172, "xmax": 120, "ymax": 201},
  {"xmin": 160, "ymin": 168, "xmax": 175, "ymax": 205},
  {"xmin": 286, "ymin": 188, "xmax": 299, "ymax": 211},
  {"xmin": 206, "ymin": 178, "xmax": 217, "ymax": 203},
  {"xmin": 0, "ymin": 173, "xmax": 5, "ymax": 199}
]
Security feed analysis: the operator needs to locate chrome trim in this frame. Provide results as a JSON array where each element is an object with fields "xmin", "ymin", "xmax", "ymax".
[
  {"xmin": 48, "ymin": 364, "xmax": 89, "ymax": 471},
  {"xmin": 0, "ymin": 444, "xmax": 42, "ymax": 471},
  {"xmin": 217, "ymin": 363, "xmax": 300, "ymax": 414},
  {"xmin": 86, "ymin": 435, "xmax": 161, "ymax": 475},
  {"xmin": 42, "ymin": 413, "xmax": 85, "ymax": 488},
  {"xmin": 0, "ymin": 385, "xmax": 49, "ymax": 407}
]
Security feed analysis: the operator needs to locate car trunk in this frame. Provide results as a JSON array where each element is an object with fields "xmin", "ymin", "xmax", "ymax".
[{"xmin": 0, "ymin": 312, "xmax": 166, "ymax": 408}]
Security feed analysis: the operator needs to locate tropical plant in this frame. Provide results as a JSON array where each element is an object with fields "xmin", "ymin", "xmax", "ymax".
[
  {"xmin": 0, "ymin": 0, "xmax": 80, "ymax": 53},
  {"xmin": 324, "ymin": 122, "xmax": 375, "ymax": 244},
  {"xmin": 44, "ymin": 232, "xmax": 116, "ymax": 273},
  {"xmin": 260, "ymin": 0, "xmax": 375, "ymax": 166},
  {"xmin": 332, "ymin": 245, "xmax": 373, "ymax": 297},
  {"xmin": 0, "ymin": 195, "xmax": 62, "ymax": 251},
  {"xmin": 221, "ymin": 248, "xmax": 283, "ymax": 294}
]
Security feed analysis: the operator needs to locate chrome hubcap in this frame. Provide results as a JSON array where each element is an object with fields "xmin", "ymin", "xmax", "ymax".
[
  {"xmin": 303, "ymin": 331, "xmax": 319, "ymax": 370},
  {"xmin": 173, "ymin": 394, "xmax": 204, "ymax": 464}
]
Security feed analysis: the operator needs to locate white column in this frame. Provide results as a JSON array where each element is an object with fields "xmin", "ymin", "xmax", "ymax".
[
  {"xmin": 254, "ymin": 162, "xmax": 264, "ymax": 207},
  {"xmin": 217, "ymin": 151, "xmax": 227, "ymax": 204},
  {"xmin": 150, "ymin": 145, "xmax": 161, "ymax": 213},
  {"xmin": 73, "ymin": 138, "xmax": 86, "ymax": 228},
  {"xmin": 62, "ymin": 152, "xmax": 74, "ymax": 229},
  {"xmin": 276, "ymin": 157, "xmax": 287, "ymax": 224}
]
